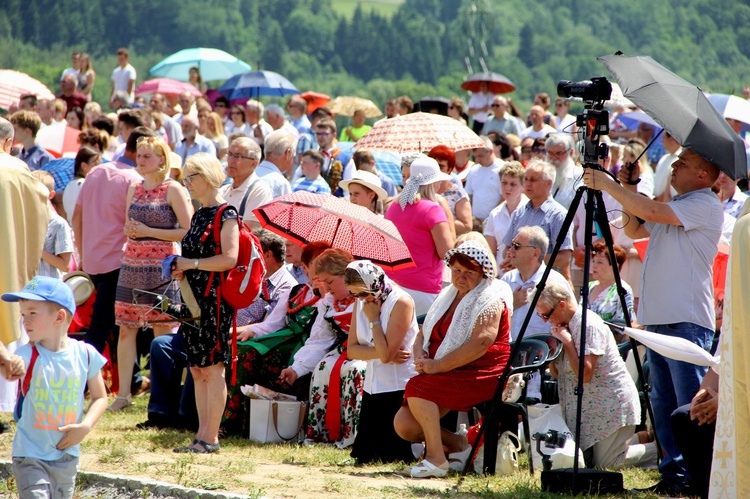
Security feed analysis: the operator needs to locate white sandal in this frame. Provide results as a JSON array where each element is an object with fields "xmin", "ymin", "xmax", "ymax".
[
  {"xmin": 410, "ymin": 459, "xmax": 449, "ymax": 478},
  {"xmin": 448, "ymin": 445, "xmax": 473, "ymax": 472},
  {"xmin": 107, "ymin": 395, "xmax": 132, "ymax": 412}
]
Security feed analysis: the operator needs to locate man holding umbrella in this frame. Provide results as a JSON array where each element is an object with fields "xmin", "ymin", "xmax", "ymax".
[{"xmin": 583, "ymin": 149, "xmax": 722, "ymax": 496}]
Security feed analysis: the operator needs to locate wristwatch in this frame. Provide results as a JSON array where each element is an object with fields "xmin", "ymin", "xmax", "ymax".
[
  {"xmin": 193, "ymin": 259, "xmax": 199, "ymax": 269},
  {"xmin": 368, "ymin": 320, "xmax": 381, "ymax": 329}
]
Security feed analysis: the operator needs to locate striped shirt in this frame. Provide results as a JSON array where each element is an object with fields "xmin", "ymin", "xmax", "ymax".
[{"xmin": 292, "ymin": 176, "xmax": 332, "ymax": 195}]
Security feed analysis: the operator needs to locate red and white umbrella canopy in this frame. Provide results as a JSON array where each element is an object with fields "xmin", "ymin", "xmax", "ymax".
[
  {"xmin": 356, "ymin": 112, "xmax": 486, "ymax": 153},
  {"xmin": 253, "ymin": 192, "xmax": 414, "ymax": 271},
  {"xmin": 37, "ymin": 125, "xmax": 81, "ymax": 158},
  {"xmin": 135, "ymin": 78, "xmax": 203, "ymax": 97},
  {"xmin": 0, "ymin": 70, "xmax": 55, "ymax": 110}
]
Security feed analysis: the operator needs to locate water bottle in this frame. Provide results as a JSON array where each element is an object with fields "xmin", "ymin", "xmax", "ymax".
[{"xmin": 458, "ymin": 423, "xmax": 468, "ymax": 436}]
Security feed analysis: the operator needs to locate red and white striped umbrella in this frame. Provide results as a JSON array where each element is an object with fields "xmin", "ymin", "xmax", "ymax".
[
  {"xmin": 0, "ymin": 70, "xmax": 55, "ymax": 110},
  {"xmin": 253, "ymin": 192, "xmax": 414, "ymax": 271},
  {"xmin": 135, "ymin": 78, "xmax": 203, "ymax": 97},
  {"xmin": 356, "ymin": 112, "xmax": 486, "ymax": 153}
]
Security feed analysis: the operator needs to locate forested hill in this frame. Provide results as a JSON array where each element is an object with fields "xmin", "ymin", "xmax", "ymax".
[{"xmin": 1, "ymin": 0, "xmax": 749, "ymax": 105}]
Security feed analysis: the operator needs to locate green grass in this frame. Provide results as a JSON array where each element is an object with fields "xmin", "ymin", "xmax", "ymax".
[
  {"xmin": 331, "ymin": 0, "xmax": 405, "ymax": 19},
  {"xmin": 0, "ymin": 395, "xmax": 662, "ymax": 497}
]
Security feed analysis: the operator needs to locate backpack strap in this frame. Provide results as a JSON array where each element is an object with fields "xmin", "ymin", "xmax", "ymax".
[
  {"xmin": 21, "ymin": 344, "xmax": 39, "ymax": 398},
  {"xmin": 238, "ymin": 179, "xmax": 259, "ymax": 219}
]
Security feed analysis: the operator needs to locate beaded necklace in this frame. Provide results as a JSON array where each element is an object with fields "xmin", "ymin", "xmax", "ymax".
[
  {"xmin": 287, "ymin": 285, "xmax": 320, "ymax": 315},
  {"xmin": 332, "ymin": 294, "xmax": 355, "ymax": 312}
]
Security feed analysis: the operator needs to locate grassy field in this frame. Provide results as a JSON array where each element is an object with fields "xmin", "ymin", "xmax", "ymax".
[
  {"xmin": 0, "ymin": 395, "xmax": 662, "ymax": 498},
  {"xmin": 331, "ymin": 0, "xmax": 405, "ymax": 19}
]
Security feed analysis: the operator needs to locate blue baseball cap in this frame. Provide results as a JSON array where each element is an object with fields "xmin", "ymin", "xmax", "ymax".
[{"xmin": 2, "ymin": 276, "xmax": 77, "ymax": 315}]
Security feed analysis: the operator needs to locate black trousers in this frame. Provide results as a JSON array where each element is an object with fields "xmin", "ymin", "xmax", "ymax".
[
  {"xmin": 671, "ymin": 403, "xmax": 715, "ymax": 498},
  {"xmin": 87, "ymin": 269, "xmax": 142, "ymax": 391}
]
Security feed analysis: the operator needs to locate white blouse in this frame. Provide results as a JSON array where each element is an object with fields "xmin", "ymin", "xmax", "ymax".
[{"xmin": 354, "ymin": 284, "xmax": 418, "ymax": 394}]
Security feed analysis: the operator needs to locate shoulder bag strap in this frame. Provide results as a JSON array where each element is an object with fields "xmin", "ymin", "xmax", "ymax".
[{"xmin": 272, "ymin": 400, "xmax": 308, "ymax": 442}]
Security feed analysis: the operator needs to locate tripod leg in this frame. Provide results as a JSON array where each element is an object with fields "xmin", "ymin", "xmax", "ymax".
[{"xmin": 592, "ymin": 190, "xmax": 662, "ymax": 462}]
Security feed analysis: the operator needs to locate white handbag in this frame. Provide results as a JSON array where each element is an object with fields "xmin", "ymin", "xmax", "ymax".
[
  {"xmin": 473, "ymin": 431, "xmax": 521, "ymax": 475},
  {"xmin": 248, "ymin": 399, "xmax": 307, "ymax": 443}
]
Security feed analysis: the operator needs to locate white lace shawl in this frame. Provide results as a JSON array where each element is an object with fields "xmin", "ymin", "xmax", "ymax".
[{"xmin": 422, "ymin": 279, "xmax": 505, "ymax": 360}]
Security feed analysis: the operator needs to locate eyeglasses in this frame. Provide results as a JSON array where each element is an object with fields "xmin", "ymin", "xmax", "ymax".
[
  {"xmin": 230, "ymin": 111, "xmax": 243, "ymax": 115},
  {"xmin": 182, "ymin": 173, "xmax": 200, "ymax": 186},
  {"xmin": 511, "ymin": 242, "xmax": 534, "ymax": 251},
  {"xmin": 546, "ymin": 149, "xmax": 569, "ymax": 157},
  {"xmin": 537, "ymin": 305, "xmax": 556, "ymax": 321},
  {"xmin": 227, "ymin": 152, "xmax": 257, "ymax": 161},
  {"xmin": 532, "ymin": 147, "xmax": 546, "ymax": 154}
]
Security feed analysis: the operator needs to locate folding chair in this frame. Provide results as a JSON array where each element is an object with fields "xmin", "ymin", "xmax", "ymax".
[{"xmin": 466, "ymin": 335, "xmax": 562, "ymax": 475}]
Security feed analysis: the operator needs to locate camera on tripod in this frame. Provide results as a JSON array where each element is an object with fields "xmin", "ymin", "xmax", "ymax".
[{"xmin": 558, "ymin": 76, "xmax": 612, "ymax": 166}]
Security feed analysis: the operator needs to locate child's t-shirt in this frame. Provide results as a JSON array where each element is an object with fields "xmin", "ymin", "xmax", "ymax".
[
  {"xmin": 38, "ymin": 211, "xmax": 74, "ymax": 279},
  {"xmin": 292, "ymin": 176, "xmax": 332, "ymax": 195},
  {"xmin": 12, "ymin": 339, "xmax": 106, "ymax": 460}
]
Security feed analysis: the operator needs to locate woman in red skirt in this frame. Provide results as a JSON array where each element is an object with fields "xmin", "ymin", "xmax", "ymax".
[{"xmin": 394, "ymin": 241, "xmax": 511, "ymax": 478}]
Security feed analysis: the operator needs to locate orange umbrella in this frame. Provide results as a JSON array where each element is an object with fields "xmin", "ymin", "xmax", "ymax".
[{"xmin": 300, "ymin": 91, "xmax": 330, "ymax": 114}]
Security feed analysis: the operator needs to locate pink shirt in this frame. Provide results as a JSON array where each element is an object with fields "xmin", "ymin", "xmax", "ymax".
[
  {"xmin": 385, "ymin": 200, "xmax": 447, "ymax": 293},
  {"xmin": 76, "ymin": 161, "xmax": 142, "ymax": 275}
]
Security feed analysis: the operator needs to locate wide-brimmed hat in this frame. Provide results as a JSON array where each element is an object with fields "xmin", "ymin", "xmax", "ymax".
[
  {"xmin": 408, "ymin": 156, "xmax": 451, "ymax": 186},
  {"xmin": 339, "ymin": 170, "xmax": 388, "ymax": 201},
  {"xmin": 62, "ymin": 271, "xmax": 95, "ymax": 306},
  {"xmin": 444, "ymin": 241, "xmax": 496, "ymax": 280}
]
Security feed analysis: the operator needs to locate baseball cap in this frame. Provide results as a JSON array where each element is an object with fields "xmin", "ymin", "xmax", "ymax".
[{"xmin": 2, "ymin": 276, "xmax": 77, "ymax": 315}]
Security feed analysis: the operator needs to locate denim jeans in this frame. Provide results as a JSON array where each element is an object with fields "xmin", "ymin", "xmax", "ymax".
[
  {"xmin": 148, "ymin": 333, "xmax": 196, "ymax": 421},
  {"xmin": 646, "ymin": 322, "xmax": 713, "ymax": 487}
]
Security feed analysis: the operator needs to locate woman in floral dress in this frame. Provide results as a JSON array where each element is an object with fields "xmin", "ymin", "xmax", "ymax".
[
  {"xmin": 222, "ymin": 241, "xmax": 331, "ymax": 436},
  {"xmin": 110, "ymin": 136, "xmax": 193, "ymax": 411}
]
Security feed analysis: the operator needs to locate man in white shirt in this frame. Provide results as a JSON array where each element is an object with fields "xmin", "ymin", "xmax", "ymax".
[
  {"xmin": 256, "ymin": 130, "xmax": 293, "ymax": 197},
  {"xmin": 110, "ymin": 48, "xmax": 136, "ymax": 105},
  {"xmin": 520, "ymin": 106, "xmax": 557, "ymax": 139},
  {"xmin": 220, "ymin": 137, "xmax": 273, "ymax": 228},
  {"xmin": 464, "ymin": 136, "xmax": 503, "ymax": 220},
  {"xmin": 265, "ymin": 104, "xmax": 300, "ymax": 139},
  {"xmin": 467, "ymin": 81, "xmax": 495, "ymax": 134},
  {"xmin": 246, "ymin": 99, "xmax": 273, "ymax": 147},
  {"xmin": 545, "ymin": 133, "xmax": 583, "ymax": 211}
]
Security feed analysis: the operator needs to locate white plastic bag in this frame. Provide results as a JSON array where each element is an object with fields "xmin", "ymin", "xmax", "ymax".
[
  {"xmin": 527, "ymin": 404, "xmax": 586, "ymax": 470},
  {"xmin": 473, "ymin": 431, "xmax": 521, "ymax": 475}
]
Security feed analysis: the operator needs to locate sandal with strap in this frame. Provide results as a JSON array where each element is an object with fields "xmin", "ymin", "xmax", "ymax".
[
  {"xmin": 410, "ymin": 459, "xmax": 449, "ymax": 478},
  {"xmin": 173, "ymin": 439, "xmax": 200, "ymax": 453},
  {"xmin": 106, "ymin": 395, "xmax": 132, "ymax": 412},
  {"xmin": 196, "ymin": 440, "xmax": 220, "ymax": 453}
]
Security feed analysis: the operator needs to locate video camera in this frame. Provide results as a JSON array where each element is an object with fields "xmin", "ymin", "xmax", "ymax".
[{"xmin": 558, "ymin": 76, "xmax": 612, "ymax": 166}]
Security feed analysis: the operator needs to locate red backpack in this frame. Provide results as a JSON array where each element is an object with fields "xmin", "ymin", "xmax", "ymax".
[{"xmin": 201, "ymin": 204, "xmax": 266, "ymax": 383}]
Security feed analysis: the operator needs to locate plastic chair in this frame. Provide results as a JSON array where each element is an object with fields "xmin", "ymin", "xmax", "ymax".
[{"xmin": 466, "ymin": 335, "xmax": 562, "ymax": 475}]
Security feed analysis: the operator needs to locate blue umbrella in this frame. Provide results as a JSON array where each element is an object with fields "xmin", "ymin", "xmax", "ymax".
[
  {"xmin": 150, "ymin": 48, "xmax": 251, "ymax": 82},
  {"xmin": 615, "ymin": 110, "xmax": 661, "ymax": 130},
  {"xmin": 337, "ymin": 141, "xmax": 403, "ymax": 186},
  {"xmin": 218, "ymin": 70, "xmax": 299, "ymax": 101}
]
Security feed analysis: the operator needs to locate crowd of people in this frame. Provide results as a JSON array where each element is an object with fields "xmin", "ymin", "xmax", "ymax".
[{"xmin": 0, "ymin": 47, "xmax": 747, "ymax": 497}]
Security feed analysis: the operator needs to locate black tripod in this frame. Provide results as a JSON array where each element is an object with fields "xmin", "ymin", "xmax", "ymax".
[{"xmin": 516, "ymin": 183, "xmax": 660, "ymax": 493}]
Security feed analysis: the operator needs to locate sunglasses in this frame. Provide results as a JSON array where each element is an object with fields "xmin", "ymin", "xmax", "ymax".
[
  {"xmin": 491, "ymin": 104, "xmax": 502, "ymax": 108},
  {"xmin": 349, "ymin": 290, "xmax": 371, "ymax": 299},
  {"xmin": 532, "ymin": 147, "xmax": 546, "ymax": 154},
  {"xmin": 537, "ymin": 306, "xmax": 555, "ymax": 321},
  {"xmin": 511, "ymin": 242, "xmax": 534, "ymax": 251}
]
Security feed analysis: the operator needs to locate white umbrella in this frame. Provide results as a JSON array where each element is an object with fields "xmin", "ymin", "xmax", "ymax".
[{"xmin": 607, "ymin": 323, "xmax": 719, "ymax": 369}]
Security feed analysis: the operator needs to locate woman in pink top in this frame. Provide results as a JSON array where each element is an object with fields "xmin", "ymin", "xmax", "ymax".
[{"xmin": 385, "ymin": 156, "xmax": 455, "ymax": 315}]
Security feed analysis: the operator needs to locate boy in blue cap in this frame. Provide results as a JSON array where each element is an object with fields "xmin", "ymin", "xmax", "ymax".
[{"xmin": 2, "ymin": 276, "xmax": 108, "ymax": 499}]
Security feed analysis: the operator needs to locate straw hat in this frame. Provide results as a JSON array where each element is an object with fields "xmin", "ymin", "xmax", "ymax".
[
  {"xmin": 339, "ymin": 170, "xmax": 388, "ymax": 201},
  {"xmin": 62, "ymin": 271, "xmax": 95, "ymax": 306}
]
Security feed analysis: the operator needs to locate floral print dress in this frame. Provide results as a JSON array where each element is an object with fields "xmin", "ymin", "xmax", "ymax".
[
  {"xmin": 305, "ymin": 299, "xmax": 366, "ymax": 448},
  {"xmin": 179, "ymin": 204, "xmax": 239, "ymax": 368}
]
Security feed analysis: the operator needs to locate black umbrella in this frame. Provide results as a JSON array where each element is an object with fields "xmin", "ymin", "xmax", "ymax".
[
  {"xmin": 415, "ymin": 96, "xmax": 450, "ymax": 116},
  {"xmin": 598, "ymin": 53, "xmax": 747, "ymax": 180}
]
